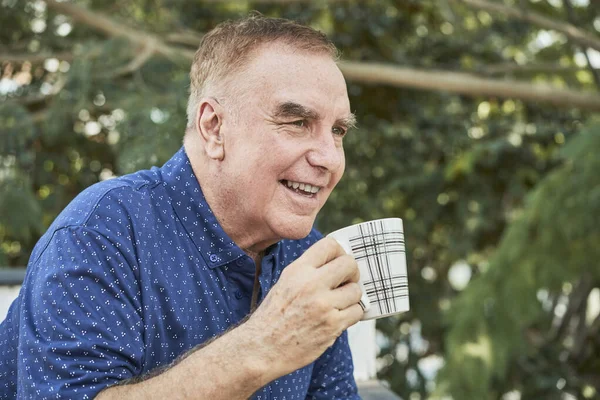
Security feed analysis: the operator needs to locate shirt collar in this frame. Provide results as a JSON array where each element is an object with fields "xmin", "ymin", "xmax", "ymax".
[{"xmin": 159, "ymin": 147, "xmax": 248, "ymax": 268}]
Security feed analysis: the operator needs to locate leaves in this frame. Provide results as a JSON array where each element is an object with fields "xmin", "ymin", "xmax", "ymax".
[
  {"xmin": 1, "ymin": 0, "xmax": 599, "ymax": 398},
  {"xmin": 438, "ymin": 121, "xmax": 600, "ymax": 398},
  {"xmin": 0, "ymin": 173, "xmax": 44, "ymax": 262}
]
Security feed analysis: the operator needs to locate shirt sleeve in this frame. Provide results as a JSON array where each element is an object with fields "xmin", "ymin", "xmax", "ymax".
[
  {"xmin": 16, "ymin": 225, "xmax": 144, "ymax": 399},
  {"xmin": 306, "ymin": 330, "xmax": 361, "ymax": 399}
]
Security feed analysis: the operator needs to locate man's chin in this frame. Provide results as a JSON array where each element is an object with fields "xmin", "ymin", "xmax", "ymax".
[{"xmin": 270, "ymin": 216, "xmax": 316, "ymax": 241}]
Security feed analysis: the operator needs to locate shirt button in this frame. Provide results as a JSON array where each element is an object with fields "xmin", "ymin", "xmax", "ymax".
[
  {"xmin": 235, "ymin": 290, "xmax": 243, "ymax": 299},
  {"xmin": 235, "ymin": 258, "xmax": 244, "ymax": 267},
  {"xmin": 209, "ymin": 254, "xmax": 219, "ymax": 263}
]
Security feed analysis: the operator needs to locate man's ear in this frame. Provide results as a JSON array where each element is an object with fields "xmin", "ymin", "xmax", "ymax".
[{"xmin": 195, "ymin": 98, "xmax": 225, "ymax": 160}]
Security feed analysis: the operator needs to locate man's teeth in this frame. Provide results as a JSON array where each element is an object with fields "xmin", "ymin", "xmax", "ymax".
[{"xmin": 284, "ymin": 180, "xmax": 320, "ymax": 194}]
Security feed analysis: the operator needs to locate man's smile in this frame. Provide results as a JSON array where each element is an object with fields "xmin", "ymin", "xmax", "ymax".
[{"xmin": 280, "ymin": 179, "xmax": 322, "ymax": 198}]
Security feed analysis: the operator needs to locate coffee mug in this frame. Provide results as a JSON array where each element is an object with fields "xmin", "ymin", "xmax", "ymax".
[{"xmin": 327, "ymin": 218, "xmax": 409, "ymax": 320}]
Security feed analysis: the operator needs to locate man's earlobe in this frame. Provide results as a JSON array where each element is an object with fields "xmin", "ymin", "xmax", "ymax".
[{"xmin": 196, "ymin": 99, "xmax": 225, "ymax": 160}]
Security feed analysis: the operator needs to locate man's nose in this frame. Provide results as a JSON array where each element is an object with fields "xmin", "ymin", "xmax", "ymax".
[{"xmin": 306, "ymin": 130, "xmax": 343, "ymax": 173}]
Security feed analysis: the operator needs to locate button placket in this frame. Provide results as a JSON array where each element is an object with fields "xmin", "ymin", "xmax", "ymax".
[{"xmin": 258, "ymin": 255, "xmax": 275, "ymax": 302}]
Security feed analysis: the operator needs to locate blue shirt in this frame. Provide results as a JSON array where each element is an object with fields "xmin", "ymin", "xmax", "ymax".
[{"xmin": 0, "ymin": 148, "xmax": 359, "ymax": 400}]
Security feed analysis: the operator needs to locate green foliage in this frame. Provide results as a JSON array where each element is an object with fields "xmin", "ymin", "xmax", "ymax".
[
  {"xmin": 438, "ymin": 122, "xmax": 600, "ymax": 399},
  {"xmin": 1, "ymin": 0, "xmax": 599, "ymax": 398},
  {"xmin": 0, "ymin": 173, "xmax": 44, "ymax": 264}
]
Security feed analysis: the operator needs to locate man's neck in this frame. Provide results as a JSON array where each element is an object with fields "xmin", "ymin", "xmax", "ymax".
[
  {"xmin": 244, "ymin": 249, "xmax": 264, "ymax": 266},
  {"xmin": 185, "ymin": 142, "xmax": 279, "ymax": 256}
]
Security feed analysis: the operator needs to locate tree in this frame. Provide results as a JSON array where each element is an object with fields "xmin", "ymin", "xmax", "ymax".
[
  {"xmin": 1, "ymin": 0, "xmax": 599, "ymax": 398},
  {"xmin": 437, "ymin": 122, "xmax": 600, "ymax": 399}
]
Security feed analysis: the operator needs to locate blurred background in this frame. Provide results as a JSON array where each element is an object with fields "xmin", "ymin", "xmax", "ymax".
[{"xmin": 1, "ymin": 0, "xmax": 599, "ymax": 398}]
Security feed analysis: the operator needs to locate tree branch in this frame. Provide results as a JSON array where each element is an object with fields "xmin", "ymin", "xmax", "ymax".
[
  {"xmin": 31, "ymin": 110, "xmax": 48, "ymax": 124},
  {"xmin": 14, "ymin": 76, "xmax": 67, "ymax": 107},
  {"xmin": 111, "ymin": 40, "xmax": 158, "ymax": 77},
  {"xmin": 338, "ymin": 61, "xmax": 600, "ymax": 111},
  {"xmin": 549, "ymin": 276, "xmax": 594, "ymax": 343},
  {"xmin": 482, "ymin": 62, "xmax": 597, "ymax": 75},
  {"xmin": 199, "ymin": 0, "xmax": 350, "ymax": 3},
  {"xmin": 569, "ymin": 294, "xmax": 600, "ymax": 364},
  {"xmin": 39, "ymin": 0, "xmax": 600, "ymax": 111},
  {"xmin": 588, "ymin": 312, "xmax": 600, "ymax": 341},
  {"xmin": 44, "ymin": 0, "xmax": 194, "ymax": 61},
  {"xmin": 562, "ymin": 0, "xmax": 600, "ymax": 90},
  {"xmin": 0, "ymin": 52, "xmax": 74, "ymax": 64},
  {"xmin": 166, "ymin": 31, "xmax": 204, "ymax": 47},
  {"xmin": 451, "ymin": 0, "xmax": 600, "ymax": 53},
  {"xmin": 570, "ymin": 300, "xmax": 590, "ymax": 363}
]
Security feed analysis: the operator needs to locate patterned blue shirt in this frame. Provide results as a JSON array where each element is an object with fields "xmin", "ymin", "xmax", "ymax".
[{"xmin": 0, "ymin": 148, "xmax": 359, "ymax": 399}]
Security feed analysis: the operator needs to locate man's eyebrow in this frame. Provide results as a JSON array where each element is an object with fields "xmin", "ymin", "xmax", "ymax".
[
  {"xmin": 273, "ymin": 102, "xmax": 320, "ymax": 120},
  {"xmin": 336, "ymin": 113, "xmax": 357, "ymax": 129},
  {"xmin": 273, "ymin": 101, "xmax": 357, "ymax": 129}
]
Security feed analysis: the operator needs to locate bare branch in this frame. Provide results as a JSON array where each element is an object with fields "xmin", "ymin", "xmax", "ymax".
[
  {"xmin": 31, "ymin": 110, "xmax": 48, "ymax": 124},
  {"xmin": 14, "ymin": 75, "xmax": 67, "ymax": 108},
  {"xmin": 0, "ymin": 52, "xmax": 74, "ymax": 64},
  {"xmin": 44, "ymin": 0, "xmax": 194, "ymax": 61},
  {"xmin": 338, "ymin": 61, "xmax": 600, "ymax": 112},
  {"xmin": 166, "ymin": 31, "xmax": 204, "ymax": 47},
  {"xmin": 483, "ymin": 62, "xmax": 597, "ymax": 75},
  {"xmin": 589, "ymin": 312, "xmax": 600, "ymax": 338},
  {"xmin": 571, "ymin": 299, "xmax": 600, "ymax": 364},
  {"xmin": 45, "ymin": 0, "xmax": 143, "ymax": 40},
  {"xmin": 549, "ymin": 276, "xmax": 594, "ymax": 342},
  {"xmin": 17, "ymin": 93, "xmax": 51, "ymax": 107},
  {"xmin": 452, "ymin": 0, "xmax": 600, "ymax": 53},
  {"xmin": 570, "ymin": 303, "xmax": 590, "ymax": 363},
  {"xmin": 562, "ymin": 0, "xmax": 600, "ymax": 90},
  {"xmin": 112, "ymin": 40, "xmax": 158, "ymax": 77},
  {"xmin": 198, "ymin": 0, "xmax": 350, "ymax": 3},
  {"xmin": 39, "ymin": 0, "xmax": 600, "ymax": 111}
]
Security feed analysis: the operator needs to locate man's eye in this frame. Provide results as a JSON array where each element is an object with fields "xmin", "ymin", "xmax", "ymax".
[
  {"xmin": 290, "ymin": 120, "xmax": 305, "ymax": 128},
  {"xmin": 332, "ymin": 126, "xmax": 347, "ymax": 137}
]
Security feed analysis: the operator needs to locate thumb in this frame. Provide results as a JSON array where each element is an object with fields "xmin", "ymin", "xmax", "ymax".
[{"xmin": 299, "ymin": 237, "xmax": 346, "ymax": 269}]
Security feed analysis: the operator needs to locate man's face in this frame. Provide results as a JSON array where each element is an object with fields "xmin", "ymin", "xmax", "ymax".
[{"xmin": 219, "ymin": 42, "xmax": 354, "ymax": 243}]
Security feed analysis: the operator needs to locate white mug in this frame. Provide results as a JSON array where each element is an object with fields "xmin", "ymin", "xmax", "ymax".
[{"xmin": 327, "ymin": 218, "xmax": 410, "ymax": 320}]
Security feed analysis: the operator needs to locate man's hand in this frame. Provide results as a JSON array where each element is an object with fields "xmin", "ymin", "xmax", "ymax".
[
  {"xmin": 98, "ymin": 238, "xmax": 363, "ymax": 400},
  {"xmin": 245, "ymin": 237, "xmax": 364, "ymax": 379}
]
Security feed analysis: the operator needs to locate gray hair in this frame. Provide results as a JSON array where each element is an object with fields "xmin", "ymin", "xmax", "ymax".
[{"xmin": 186, "ymin": 14, "xmax": 339, "ymax": 128}]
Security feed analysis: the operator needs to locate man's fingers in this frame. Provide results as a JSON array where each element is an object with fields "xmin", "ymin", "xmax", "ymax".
[
  {"xmin": 337, "ymin": 303, "xmax": 364, "ymax": 328},
  {"xmin": 298, "ymin": 237, "xmax": 347, "ymax": 269},
  {"xmin": 328, "ymin": 282, "xmax": 362, "ymax": 310},
  {"xmin": 318, "ymin": 254, "xmax": 360, "ymax": 289}
]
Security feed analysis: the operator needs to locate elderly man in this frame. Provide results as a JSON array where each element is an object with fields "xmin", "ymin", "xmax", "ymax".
[{"xmin": 0, "ymin": 15, "xmax": 364, "ymax": 399}]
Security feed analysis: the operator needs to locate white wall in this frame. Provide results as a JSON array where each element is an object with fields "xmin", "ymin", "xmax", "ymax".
[
  {"xmin": 348, "ymin": 319, "xmax": 377, "ymax": 381},
  {"xmin": 0, "ymin": 286, "xmax": 20, "ymax": 321}
]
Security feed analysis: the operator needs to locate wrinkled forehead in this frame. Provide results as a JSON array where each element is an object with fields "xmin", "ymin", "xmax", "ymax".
[{"xmin": 231, "ymin": 42, "xmax": 351, "ymax": 118}]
